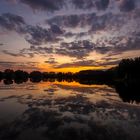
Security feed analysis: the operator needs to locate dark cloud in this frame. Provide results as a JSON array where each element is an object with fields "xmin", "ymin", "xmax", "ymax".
[
  {"xmin": 9, "ymin": 40, "xmax": 95, "ymax": 59},
  {"xmin": 21, "ymin": 45, "xmax": 53, "ymax": 55},
  {"xmin": 21, "ymin": 0, "xmax": 64, "ymax": 12},
  {"xmin": 50, "ymin": 24, "xmax": 64, "ymax": 34},
  {"xmin": 0, "ymin": 61, "xmax": 16, "ymax": 67},
  {"xmin": 0, "ymin": 13, "xmax": 64, "ymax": 45},
  {"xmin": 2, "ymin": 49, "xmax": 35, "ymax": 58},
  {"xmin": 90, "ymin": 12, "xmax": 135, "ymax": 32},
  {"xmin": 20, "ymin": 0, "xmax": 110, "ymax": 12},
  {"xmin": 47, "ymin": 12, "xmax": 128, "ymax": 32},
  {"xmin": 119, "ymin": 0, "xmax": 135, "ymax": 12},
  {"xmin": 2, "ymin": 50, "xmax": 26, "ymax": 57},
  {"xmin": 95, "ymin": 47, "xmax": 112, "ymax": 54},
  {"xmin": 2, "ymin": 45, "xmax": 53, "ymax": 58},
  {"xmin": 45, "ymin": 57, "xmax": 58, "ymax": 64},
  {"xmin": 0, "ymin": 13, "xmax": 26, "ymax": 33},
  {"xmin": 6, "ymin": 0, "xmax": 138, "ymax": 14},
  {"xmin": 0, "ymin": 61, "xmax": 39, "ymax": 70},
  {"xmin": 10, "ymin": 35, "xmax": 140, "ymax": 59},
  {"xmin": 111, "ymin": 37, "xmax": 140, "ymax": 54},
  {"xmin": 24, "ymin": 25, "xmax": 63, "ymax": 45},
  {"xmin": 11, "ymin": 41, "xmax": 94, "ymax": 59},
  {"xmin": 55, "ymin": 40, "xmax": 95, "ymax": 58},
  {"xmin": 75, "ymin": 32, "xmax": 88, "ymax": 38},
  {"xmin": 0, "ymin": 5, "xmax": 139, "ymax": 61},
  {"xmin": 25, "ymin": 25, "xmax": 52, "ymax": 45},
  {"xmin": 101, "ymin": 59, "xmax": 121, "ymax": 66},
  {"xmin": 94, "ymin": 36, "xmax": 140, "ymax": 55},
  {"xmin": 70, "ymin": 0, "xmax": 95, "ymax": 9},
  {"xmin": 0, "ymin": 43, "xmax": 4, "ymax": 46},
  {"xmin": 95, "ymin": 0, "xmax": 110, "ymax": 10},
  {"xmin": 2, "ymin": 35, "xmax": 140, "ymax": 59},
  {"xmin": 53, "ymin": 58, "xmax": 121, "ymax": 68},
  {"xmin": 0, "ymin": 11, "xmax": 138, "ymax": 49},
  {"xmin": 47, "ymin": 13, "xmax": 96, "ymax": 28},
  {"xmin": 15, "ymin": 40, "xmax": 94, "ymax": 58},
  {"xmin": 64, "ymin": 32, "xmax": 77, "ymax": 38},
  {"xmin": 54, "ymin": 60, "xmax": 96, "ymax": 68}
]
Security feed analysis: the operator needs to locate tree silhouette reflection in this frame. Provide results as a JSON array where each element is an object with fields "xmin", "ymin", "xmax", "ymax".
[
  {"xmin": 3, "ymin": 79, "xmax": 13, "ymax": 85},
  {"xmin": 115, "ymin": 82, "xmax": 140, "ymax": 103}
]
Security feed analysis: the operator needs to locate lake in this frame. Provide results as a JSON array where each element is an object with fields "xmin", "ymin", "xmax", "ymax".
[{"xmin": 0, "ymin": 80, "xmax": 140, "ymax": 140}]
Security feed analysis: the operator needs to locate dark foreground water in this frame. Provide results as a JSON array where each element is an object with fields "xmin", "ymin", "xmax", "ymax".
[{"xmin": 0, "ymin": 80, "xmax": 140, "ymax": 140}]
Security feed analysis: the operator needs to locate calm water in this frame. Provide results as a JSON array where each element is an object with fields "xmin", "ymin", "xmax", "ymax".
[{"xmin": 0, "ymin": 80, "xmax": 140, "ymax": 140}]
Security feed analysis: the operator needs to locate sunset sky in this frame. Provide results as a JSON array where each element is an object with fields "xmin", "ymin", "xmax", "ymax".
[{"xmin": 0, "ymin": 0, "xmax": 140, "ymax": 72}]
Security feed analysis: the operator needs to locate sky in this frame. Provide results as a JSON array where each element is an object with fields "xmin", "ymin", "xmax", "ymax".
[{"xmin": 0, "ymin": 0, "xmax": 140, "ymax": 72}]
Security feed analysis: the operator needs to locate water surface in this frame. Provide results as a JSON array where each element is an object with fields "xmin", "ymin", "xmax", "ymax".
[{"xmin": 0, "ymin": 80, "xmax": 140, "ymax": 140}]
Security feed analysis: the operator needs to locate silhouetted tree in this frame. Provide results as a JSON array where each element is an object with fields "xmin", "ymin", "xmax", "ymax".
[
  {"xmin": 14, "ymin": 70, "xmax": 28, "ymax": 80},
  {"xmin": 30, "ymin": 71, "xmax": 42, "ymax": 83},
  {"xmin": 0, "ymin": 71, "xmax": 3, "ymax": 80},
  {"xmin": 118, "ymin": 57, "xmax": 140, "ymax": 81},
  {"xmin": 4, "ymin": 69, "xmax": 14, "ymax": 79}
]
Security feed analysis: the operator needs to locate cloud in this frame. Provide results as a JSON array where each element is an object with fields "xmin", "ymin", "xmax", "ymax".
[
  {"xmin": 10, "ymin": 0, "xmax": 138, "ymax": 13},
  {"xmin": 0, "ymin": 13, "xmax": 64, "ymax": 45},
  {"xmin": 47, "ymin": 13, "xmax": 95, "ymax": 28},
  {"xmin": 0, "ymin": 61, "xmax": 16, "ymax": 67},
  {"xmin": 47, "ymin": 12, "xmax": 130, "ymax": 32},
  {"xmin": 95, "ymin": 47, "xmax": 112, "ymax": 54},
  {"xmin": 25, "ymin": 25, "xmax": 53, "ymax": 45},
  {"xmin": 0, "ymin": 2, "xmax": 139, "ymax": 63},
  {"xmin": 55, "ymin": 40, "xmax": 95, "ymax": 58},
  {"xmin": 54, "ymin": 60, "xmax": 96, "ymax": 68},
  {"xmin": 3, "ymin": 39, "xmax": 93, "ymax": 59},
  {"xmin": 100, "ymin": 59, "xmax": 121, "ymax": 66},
  {"xmin": 94, "ymin": 35, "xmax": 140, "ymax": 55},
  {"xmin": 2, "ymin": 48, "xmax": 36, "ymax": 58},
  {"xmin": 2, "ymin": 50, "xmax": 26, "ymax": 57},
  {"xmin": 50, "ymin": 24, "xmax": 64, "ymax": 34},
  {"xmin": 112, "ymin": 37, "xmax": 140, "ymax": 54},
  {"xmin": 20, "ymin": 45, "xmax": 53, "ymax": 55},
  {"xmin": 53, "ymin": 58, "xmax": 121, "ymax": 68},
  {"xmin": 44, "ymin": 57, "xmax": 58, "ymax": 64},
  {"xmin": 20, "ymin": 0, "xmax": 110, "ymax": 12},
  {"xmin": 5, "ymin": 40, "xmax": 93, "ymax": 59},
  {"xmin": 3, "ymin": 34, "xmax": 140, "ymax": 60},
  {"xmin": 0, "ymin": 43, "xmax": 4, "ymax": 46},
  {"xmin": 95, "ymin": 0, "xmax": 110, "ymax": 10},
  {"xmin": 24, "ymin": 25, "xmax": 64, "ymax": 45},
  {"xmin": 118, "ymin": 0, "xmax": 135, "ymax": 12},
  {"xmin": 0, "ymin": 61, "xmax": 39, "ymax": 71},
  {"xmin": 2, "ymin": 45, "xmax": 54, "ymax": 58},
  {"xmin": 21, "ymin": 0, "xmax": 64, "ymax": 12},
  {"xmin": 54, "ymin": 33, "xmax": 140, "ymax": 59},
  {"xmin": 70, "ymin": 0, "xmax": 95, "ymax": 9},
  {"xmin": 0, "ymin": 13, "xmax": 26, "ymax": 33},
  {"xmin": 5, "ymin": 0, "xmax": 138, "ymax": 14}
]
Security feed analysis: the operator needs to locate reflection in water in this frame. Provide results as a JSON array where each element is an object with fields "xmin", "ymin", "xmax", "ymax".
[
  {"xmin": 115, "ymin": 82, "xmax": 140, "ymax": 104},
  {"xmin": 0, "ymin": 80, "xmax": 140, "ymax": 140},
  {"xmin": 2, "ymin": 79, "xmax": 140, "ymax": 104},
  {"xmin": 3, "ymin": 79, "xmax": 13, "ymax": 85}
]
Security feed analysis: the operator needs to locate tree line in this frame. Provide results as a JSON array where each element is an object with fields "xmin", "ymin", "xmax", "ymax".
[
  {"xmin": 0, "ymin": 57, "xmax": 140, "ymax": 103},
  {"xmin": 0, "ymin": 57, "xmax": 140, "ymax": 84}
]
